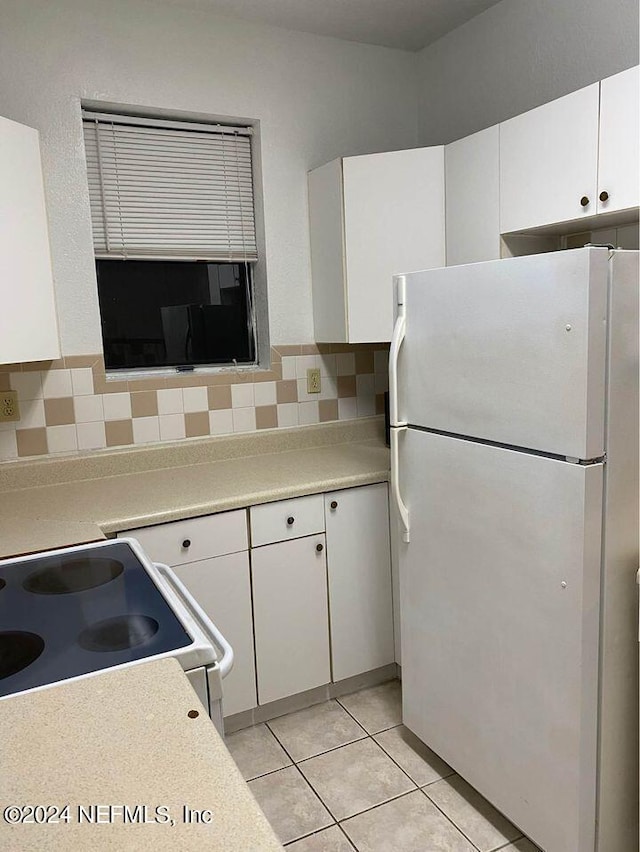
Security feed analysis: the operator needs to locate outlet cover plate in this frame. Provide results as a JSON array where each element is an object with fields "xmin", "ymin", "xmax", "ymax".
[
  {"xmin": 306, "ymin": 368, "xmax": 321, "ymax": 394},
  {"xmin": 0, "ymin": 390, "xmax": 20, "ymax": 422}
]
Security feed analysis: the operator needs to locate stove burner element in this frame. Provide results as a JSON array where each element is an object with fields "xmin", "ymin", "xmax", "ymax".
[
  {"xmin": 78, "ymin": 615, "xmax": 159, "ymax": 652},
  {"xmin": 23, "ymin": 558, "xmax": 124, "ymax": 595},
  {"xmin": 0, "ymin": 631, "xmax": 45, "ymax": 680}
]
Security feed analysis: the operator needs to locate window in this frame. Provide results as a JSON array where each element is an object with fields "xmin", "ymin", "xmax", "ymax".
[{"xmin": 83, "ymin": 111, "xmax": 259, "ymax": 371}]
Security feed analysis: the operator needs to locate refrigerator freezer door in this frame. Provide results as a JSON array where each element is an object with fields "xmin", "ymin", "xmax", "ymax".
[
  {"xmin": 400, "ymin": 429, "xmax": 603, "ymax": 852},
  {"xmin": 399, "ymin": 247, "xmax": 608, "ymax": 459}
]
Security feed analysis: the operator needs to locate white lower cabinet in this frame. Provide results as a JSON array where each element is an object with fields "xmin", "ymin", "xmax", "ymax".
[
  {"xmin": 325, "ymin": 484, "xmax": 394, "ymax": 681},
  {"xmin": 251, "ymin": 534, "xmax": 331, "ymax": 705},
  {"xmin": 172, "ymin": 552, "xmax": 257, "ymax": 717}
]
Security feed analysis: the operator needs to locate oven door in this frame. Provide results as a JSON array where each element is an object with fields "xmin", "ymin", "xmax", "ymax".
[{"xmin": 152, "ymin": 563, "xmax": 233, "ymax": 735}]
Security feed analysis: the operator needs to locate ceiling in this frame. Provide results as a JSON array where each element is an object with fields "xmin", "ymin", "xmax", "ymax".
[{"xmin": 162, "ymin": 0, "xmax": 505, "ymax": 52}]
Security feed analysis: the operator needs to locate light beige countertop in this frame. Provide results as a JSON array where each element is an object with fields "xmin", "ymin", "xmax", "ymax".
[
  {"xmin": 0, "ymin": 657, "xmax": 282, "ymax": 851},
  {"xmin": 0, "ymin": 418, "xmax": 390, "ymax": 558}
]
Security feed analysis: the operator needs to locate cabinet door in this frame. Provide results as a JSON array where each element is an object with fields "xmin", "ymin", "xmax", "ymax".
[
  {"xmin": 325, "ymin": 484, "xmax": 394, "ymax": 681},
  {"xmin": 343, "ymin": 147, "xmax": 445, "ymax": 343},
  {"xmin": 445, "ymin": 126, "xmax": 500, "ymax": 266},
  {"xmin": 251, "ymin": 534, "xmax": 330, "ymax": 704},
  {"xmin": 499, "ymin": 83, "xmax": 599, "ymax": 233},
  {"xmin": 0, "ymin": 115, "xmax": 60, "ymax": 363},
  {"xmin": 173, "ymin": 552, "xmax": 257, "ymax": 717},
  {"xmin": 597, "ymin": 65, "xmax": 639, "ymax": 215}
]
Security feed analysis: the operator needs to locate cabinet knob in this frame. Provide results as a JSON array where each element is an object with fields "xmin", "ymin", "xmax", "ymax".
[
  {"xmin": 580, "ymin": 196, "xmax": 590, "ymax": 208},
  {"xmin": 287, "ymin": 516, "xmax": 295, "ymax": 526},
  {"xmin": 599, "ymin": 190, "xmax": 609, "ymax": 202},
  {"xmin": 182, "ymin": 539, "xmax": 191, "ymax": 548},
  {"xmin": 330, "ymin": 501, "xmax": 338, "ymax": 510},
  {"xmin": 316, "ymin": 543, "xmax": 324, "ymax": 552}
]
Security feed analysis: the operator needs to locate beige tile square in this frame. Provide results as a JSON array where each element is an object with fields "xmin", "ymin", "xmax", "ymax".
[
  {"xmin": 338, "ymin": 680, "xmax": 402, "ymax": 734},
  {"xmin": 286, "ymin": 825, "xmax": 354, "ymax": 851},
  {"xmin": 267, "ymin": 700, "xmax": 366, "ymax": 763},
  {"xmin": 74, "ymin": 394, "xmax": 103, "ymax": 424},
  {"xmin": 184, "ymin": 411, "xmax": 210, "ymax": 438},
  {"xmin": 276, "ymin": 379, "xmax": 298, "ymax": 404},
  {"xmin": 70, "ymin": 368, "xmax": 94, "ymax": 396},
  {"xmin": 131, "ymin": 391, "xmax": 158, "ymax": 418},
  {"xmin": 208, "ymin": 385, "xmax": 232, "ymax": 410},
  {"xmin": 209, "ymin": 409, "xmax": 233, "ymax": 435},
  {"xmin": 298, "ymin": 738, "xmax": 414, "ymax": 821},
  {"xmin": 132, "ymin": 416, "xmax": 160, "ymax": 445},
  {"xmin": 159, "ymin": 413, "xmax": 186, "ymax": 441},
  {"xmin": 373, "ymin": 726, "xmax": 453, "ymax": 787},
  {"xmin": 336, "ymin": 353, "xmax": 356, "ymax": 376},
  {"xmin": 157, "ymin": 387, "xmax": 183, "ymax": 415},
  {"xmin": 357, "ymin": 395, "xmax": 376, "ymax": 417},
  {"xmin": 338, "ymin": 398, "xmax": 358, "ymax": 420},
  {"xmin": 102, "ymin": 391, "xmax": 132, "ymax": 421},
  {"xmin": 341, "ymin": 789, "xmax": 476, "ymax": 852},
  {"xmin": 423, "ymin": 775, "xmax": 522, "ymax": 852},
  {"xmin": 248, "ymin": 765, "xmax": 332, "ymax": 845},
  {"xmin": 225, "ymin": 723, "xmax": 292, "ymax": 781},
  {"xmin": 254, "ymin": 381, "xmax": 277, "ymax": 406},
  {"xmin": 46, "ymin": 425, "xmax": 78, "ymax": 454},
  {"xmin": 10, "ymin": 371, "xmax": 43, "ymax": 400},
  {"xmin": 355, "ymin": 350, "xmax": 375, "ymax": 374},
  {"xmin": 281, "ymin": 357, "xmax": 297, "ymax": 381},
  {"xmin": 105, "ymin": 419, "xmax": 134, "ymax": 448},
  {"xmin": 18, "ymin": 399, "xmax": 45, "ymax": 429},
  {"xmin": 232, "ymin": 407, "xmax": 256, "ymax": 432},
  {"xmin": 298, "ymin": 401, "xmax": 319, "ymax": 425},
  {"xmin": 47, "ymin": 424, "xmax": 78, "ymax": 453},
  {"xmin": 356, "ymin": 374, "xmax": 375, "ymax": 396},
  {"xmin": 319, "ymin": 399, "xmax": 338, "ymax": 422},
  {"xmin": 76, "ymin": 421, "xmax": 107, "ymax": 451},
  {"xmin": 337, "ymin": 375, "xmax": 356, "ymax": 398},
  {"xmin": 277, "ymin": 403, "xmax": 298, "ymax": 428},
  {"xmin": 255, "ymin": 405, "xmax": 277, "ymax": 430},
  {"xmin": 0, "ymin": 373, "xmax": 11, "ymax": 391},
  {"xmin": 182, "ymin": 385, "xmax": 208, "ymax": 413},
  {"xmin": 231, "ymin": 383, "xmax": 254, "ymax": 408},
  {"xmin": 44, "ymin": 397, "xmax": 75, "ymax": 426},
  {"xmin": 16, "ymin": 427, "xmax": 48, "ymax": 457},
  {"xmin": 42, "ymin": 368, "xmax": 72, "ymax": 399},
  {"xmin": 0, "ymin": 431, "xmax": 18, "ymax": 461}
]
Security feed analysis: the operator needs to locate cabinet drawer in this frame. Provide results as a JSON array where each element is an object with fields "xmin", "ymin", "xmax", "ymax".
[
  {"xmin": 250, "ymin": 495, "xmax": 325, "ymax": 547},
  {"xmin": 121, "ymin": 509, "xmax": 248, "ymax": 566}
]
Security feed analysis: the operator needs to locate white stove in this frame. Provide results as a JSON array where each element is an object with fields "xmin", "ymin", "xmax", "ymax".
[{"xmin": 0, "ymin": 538, "xmax": 233, "ymax": 733}]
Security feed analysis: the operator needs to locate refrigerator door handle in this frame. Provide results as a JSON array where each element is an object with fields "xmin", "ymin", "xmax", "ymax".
[
  {"xmin": 389, "ymin": 274, "xmax": 407, "ymax": 428},
  {"xmin": 390, "ymin": 425, "xmax": 410, "ymax": 542}
]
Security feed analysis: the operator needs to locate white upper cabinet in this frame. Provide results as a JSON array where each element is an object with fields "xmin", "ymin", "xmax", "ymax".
[
  {"xmin": 309, "ymin": 147, "xmax": 445, "ymax": 343},
  {"xmin": 499, "ymin": 83, "xmax": 600, "ymax": 234},
  {"xmin": 0, "ymin": 115, "xmax": 60, "ymax": 364},
  {"xmin": 597, "ymin": 66, "xmax": 640, "ymax": 215},
  {"xmin": 445, "ymin": 125, "xmax": 500, "ymax": 266}
]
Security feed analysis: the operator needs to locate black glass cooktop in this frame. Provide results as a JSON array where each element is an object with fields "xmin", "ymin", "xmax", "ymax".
[{"xmin": 0, "ymin": 542, "xmax": 192, "ymax": 698}]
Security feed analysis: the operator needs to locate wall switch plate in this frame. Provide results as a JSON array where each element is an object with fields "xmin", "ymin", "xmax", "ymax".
[
  {"xmin": 0, "ymin": 390, "xmax": 20, "ymax": 422},
  {"xmin": 307, "ymin": 368, "xmax": 321, "ymax": 394}
]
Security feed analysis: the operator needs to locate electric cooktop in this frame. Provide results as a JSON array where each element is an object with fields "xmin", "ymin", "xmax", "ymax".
[{"xmin": 0, "ymin": 541, "xmax": 192, "ymax": 698}]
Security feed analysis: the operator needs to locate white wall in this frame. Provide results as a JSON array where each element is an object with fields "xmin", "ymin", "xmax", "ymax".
[
  {"xmin": 417, "ymin": 0, "xmax": 639, "ymax": 145},
  {"xmin": 0, "ymin": 0, "xmax": 419, "ymax": 354}
]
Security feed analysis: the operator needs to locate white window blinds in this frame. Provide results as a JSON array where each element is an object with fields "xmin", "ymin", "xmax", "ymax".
[{"xmin": 82, "ymin": 112, "xmax": 258, "ymax": 262}]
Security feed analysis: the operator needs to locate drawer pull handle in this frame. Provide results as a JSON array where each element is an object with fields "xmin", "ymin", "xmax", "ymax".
[
  {"xmin": 316, "ymin": 543, "xmax": 324, "ymax": 553},
  {"xmin": 580, "ymin": 195, "xmax": 590, "ymax": 207},
  {"xmin": 182, "ymin": 539, "xmax": 191, "ymax": 548},
  {"xmin": 599, "ymin": 190, "xmax": 609, "ymax": 202},
  {"xmin": 287, "ymin": 517, "xmax": 295, "ymax": 526},
  {"xmin": 330, "ymin": 500, "xmax": 338, "ymax": 510}
]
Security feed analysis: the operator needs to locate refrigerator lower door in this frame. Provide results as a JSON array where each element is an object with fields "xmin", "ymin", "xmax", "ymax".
[
  {"xmin": 399, "ymin": 247, "xmax": 608, "ymax": 459},
  {"xmin": 400, "ymin": 429, "xmax": 603, "ymax": 852}
]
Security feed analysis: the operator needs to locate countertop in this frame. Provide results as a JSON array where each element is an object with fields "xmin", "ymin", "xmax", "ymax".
[
  {"xmin": 0, "ymin": 657, "xmax": 282, "ymax": 851},
  {"xmin": 0, "ymin": 418, "xmax": 390, "ymax": 558}
]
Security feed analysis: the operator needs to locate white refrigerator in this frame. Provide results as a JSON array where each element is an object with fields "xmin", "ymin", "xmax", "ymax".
[{"xmin": 389, "ymin": 247, "xmax": 639, "ymax": 852}]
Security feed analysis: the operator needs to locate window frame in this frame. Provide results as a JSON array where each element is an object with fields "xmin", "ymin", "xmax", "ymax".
[{"xmin": 81, "ymin": 104, "xmax": 269, "ymax": 378}]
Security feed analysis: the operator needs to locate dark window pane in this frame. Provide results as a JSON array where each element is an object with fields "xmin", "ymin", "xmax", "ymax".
[{"xmin": 96, "ymin": 260, "xmax": 255, "ymax": 370}]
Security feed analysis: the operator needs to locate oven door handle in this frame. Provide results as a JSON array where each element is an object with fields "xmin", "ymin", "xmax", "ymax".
[{"xmin": 154, "ymin": 563, "xmax": 234, "ymax": 679}]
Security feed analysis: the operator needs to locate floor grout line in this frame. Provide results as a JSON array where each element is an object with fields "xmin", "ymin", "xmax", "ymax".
[{"xmin": 418, "ymin": 781, "xmax": 484, "ymax": 852}]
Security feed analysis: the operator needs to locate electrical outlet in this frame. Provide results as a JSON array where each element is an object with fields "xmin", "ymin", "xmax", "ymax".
[
  {"xmin": 0, "ymin": 390, "xmax": 20, "ymax": 423},
  {"xmin": 307, "ymin": 368, "xmax": 321, "ymax": 394}
]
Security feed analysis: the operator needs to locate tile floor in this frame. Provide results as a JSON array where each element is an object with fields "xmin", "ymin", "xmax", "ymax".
[{"xmin": 226, "ymin": 680, "xmax": 541, "ymax": 852}]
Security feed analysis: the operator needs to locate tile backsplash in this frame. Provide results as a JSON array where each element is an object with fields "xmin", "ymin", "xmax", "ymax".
[{"xmin": 0, "ymin": 345, "xmax": 389, "ymax": 462}]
